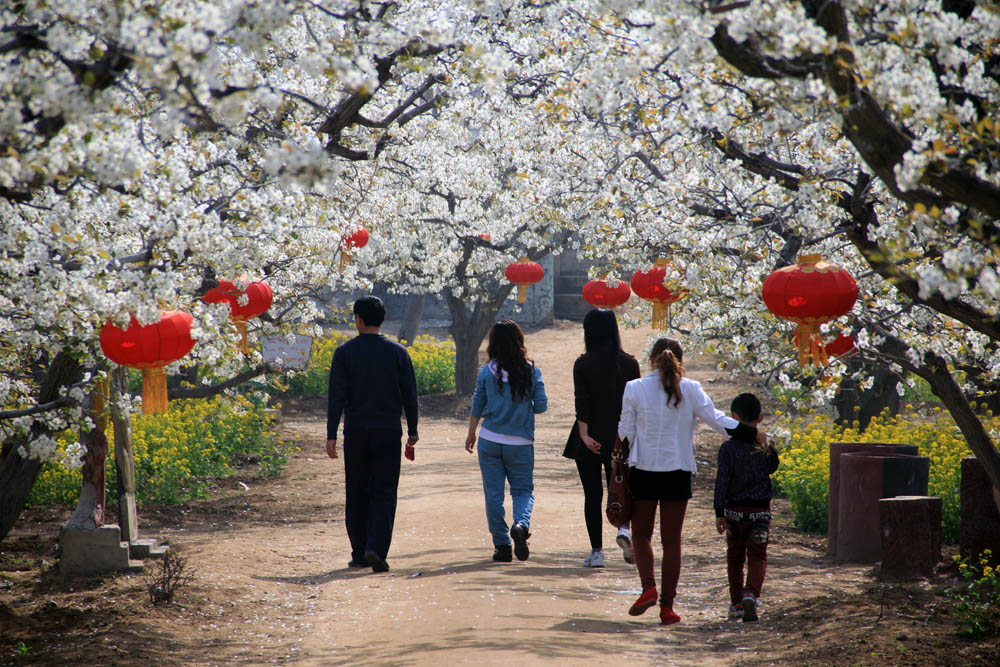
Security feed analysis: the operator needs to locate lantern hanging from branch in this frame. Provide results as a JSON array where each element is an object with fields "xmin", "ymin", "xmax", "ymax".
[
  {"xmin": 505, "ymin": 257, "xmax": 545, "ymax": 304},
  {"xmin": 99, "ymin": 310, "xmax": 196, "ymax": 415},
  {"xmin": 761, "ymin": 254, "xmax": 858, "ymax": 367},
  {"xmin": 630, "ymin": 258, "xmax": 688, "ymax": 329},
  {"xmin": 202, "ymin": 279, "xmax": 273, "ymax": 354},
  {"xmin": 582, "ymin": 278, "xmax": 631, "ymax": 308},
  {"xmin": 340, "ymin": 227, "xmax": 370, "ymax": 270}
]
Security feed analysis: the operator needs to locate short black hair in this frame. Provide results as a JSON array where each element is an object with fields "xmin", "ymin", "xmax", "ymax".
[
  {"xmin": 353, "ymin": 296, "xmax": 385, "ymax": 327},
  {"xmin": 730, "ymin": 392, "xmax": 761, "ymax": 423}
]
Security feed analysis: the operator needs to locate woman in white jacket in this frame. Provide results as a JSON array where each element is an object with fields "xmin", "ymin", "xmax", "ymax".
[{"xmin": 618, "ymin": 338, "xmax": 765, "ymax": 625}]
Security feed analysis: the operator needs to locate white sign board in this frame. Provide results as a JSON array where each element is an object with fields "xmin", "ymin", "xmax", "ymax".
[{"xmin": 261, "ymin": 334, "xmax": 314, "ymax": 370}]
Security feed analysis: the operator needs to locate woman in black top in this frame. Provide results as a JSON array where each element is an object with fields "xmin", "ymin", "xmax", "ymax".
[{"xmin": 565, "ymin": 308, "xmax": 641, "ymax": 567}]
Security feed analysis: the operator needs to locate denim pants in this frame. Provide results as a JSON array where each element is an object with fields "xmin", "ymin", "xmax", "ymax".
[{"xmin": 477, "ymin": 437, "xmax": 534, "ymax": 546}]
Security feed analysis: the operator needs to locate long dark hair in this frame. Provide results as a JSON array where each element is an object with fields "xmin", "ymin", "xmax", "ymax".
[
  {"xmin": 583, "ymin": 308, "xmax": 622, "ymax": 355},
  {"xmin": 650, "ymin": 337, "xmax": 684, "ymax": 407},
  {"xmin": 487, "ymin": 320, "xmax": 533, "ymax": 400}
]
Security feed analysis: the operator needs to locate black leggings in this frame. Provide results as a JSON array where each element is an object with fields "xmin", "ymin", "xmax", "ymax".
[{"xmin": 575, "ymin": 454, "xmax": 613, "ymax": 549}]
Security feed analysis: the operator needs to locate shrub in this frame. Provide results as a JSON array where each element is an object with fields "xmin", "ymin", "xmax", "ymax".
[
  {"xmin": 281, "ymin": 331, "xmax": 455, "ymax": 396},
  {"xmin": 26, "ymin": 396, "xmax": 290, "ymax": 507},
  {"xmin": 772, "ymin": 407, "xmax": 973, "ymax": 541},
  {"xmin": 408, "ymin": 335, "xmax": 456, "ymax": 395},
  {"xmin": 948, "ymin": 550, "xmax": 1000, "ymax": 638}
]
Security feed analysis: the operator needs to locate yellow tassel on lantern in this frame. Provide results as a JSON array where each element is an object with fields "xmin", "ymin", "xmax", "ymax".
[
  {"xmin": 794, "ymin": 324, "xmax": 829, "ymax": 367},
  {"xmin": 651, "ymin": 302, "xmax": 669, "ymax": 330},
  {"xmin": 516, "ymin": 285, "xmax": 528, "ymax": 303},
  {"xmin": 339, "ymin": 250, "xmax": 352, "ymax": 271},
  {"xmin": 235, "ymin": 320, "xmax": 250, "ymax": 355},
  {"xmin": 141, "ymin": 367, "xmax": 169, "ymax": 415}
]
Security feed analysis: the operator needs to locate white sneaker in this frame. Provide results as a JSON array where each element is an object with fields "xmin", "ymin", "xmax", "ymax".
[
  {"xmin": 616, "ymin": 527, "xmax": 635, "ymax": 564},
  {"xmin": 583, "ymin": 549, "xmax": 605, "ymax": 567}
]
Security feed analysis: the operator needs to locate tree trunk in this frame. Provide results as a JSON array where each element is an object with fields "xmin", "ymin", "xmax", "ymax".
[
  {"xmin": 397, "ymin": 294, "xmax": 426, "ymax": 345},
  {"xmin": 923, "ymin": 352, "xmax": 1000, "ymax": 496},
  {"xmin": 878, "ymin": 332, "xmax": 1000, "ymax": 496},
  {"xmin": 447, "ymin": 295, "xmax": 505, "ymax": 396},
  {"xmin": 833, "ymin": 357, "xmax": 902, "ymax": 430},
  {"xmin": 112, "ymin": 366, "xmax": 139, "ymax": 542},
  {"xmin": 0, "ymin": 352, "xmax": 83, "ymax": 541}
]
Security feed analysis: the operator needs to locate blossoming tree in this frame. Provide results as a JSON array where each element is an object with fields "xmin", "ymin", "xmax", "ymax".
[{"xmin": 551, "ymin": 1, "xmax": 1000, "ymax": 492}]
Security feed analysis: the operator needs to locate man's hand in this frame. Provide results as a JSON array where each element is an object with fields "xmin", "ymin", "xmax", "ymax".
[
  {"xmin": 326, "ymin": 439, "xmax": 338, "ymax": 459},
  {"xmin": 755, "ymin": 429, "xmax": 769, "ymax": 446},
  {"xmin": 465, "ymin": 431, "xmax": 476, "ymax": 453},
  {"xmin": 407, "ymin": 434, "xmax": 419, "ymax": 446},
  {"xmin": 716, "ymin": 517, "xmax": 727, "ymax": 535}
]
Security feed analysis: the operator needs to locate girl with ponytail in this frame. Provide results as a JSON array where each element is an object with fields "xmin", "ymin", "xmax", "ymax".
[{"xmin": 617, "ymin": 337, "xmax": 767, "ymax": 625}]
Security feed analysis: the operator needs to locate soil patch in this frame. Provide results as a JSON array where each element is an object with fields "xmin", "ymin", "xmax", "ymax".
[{"xmin": 2, "ymin": 320, "xmax": 998, "ymax": 666}]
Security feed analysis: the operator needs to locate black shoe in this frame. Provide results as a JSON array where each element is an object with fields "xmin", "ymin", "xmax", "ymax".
[
  {"xmin": 741, "ymin": 595, "xmax": 758, "ymax": 622},
  {"xmin": 347, "ymin": 559, "xmax": 368, "ymax": 568},
  {"xmin": 492, "ymin": 545, "xmax": 513, "ymax": 562},
  {"xmin": 365, "ymin": 550, "xmax": 390, "ymax": 573},
  {"xmin": 510, "ymin": 523, "xmax": 530, "ymax": 561}
]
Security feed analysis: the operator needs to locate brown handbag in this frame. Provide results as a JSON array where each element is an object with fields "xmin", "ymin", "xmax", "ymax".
[{"xmin": 605, "ymin": 436, "xmax": 631, "ymax": 527}]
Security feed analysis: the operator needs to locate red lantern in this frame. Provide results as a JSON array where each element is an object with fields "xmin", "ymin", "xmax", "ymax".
[
  {"xmin": 825, "ymin": 333, "xmax": 858, "ymax": 360},
  {"xmin": 100, "ymin": 311, "xmax": 196, "ymax": 415},
  {"xmin": 340, "ymin": 227, "xmax": 370, "ymax": 269},
  {"xmin": 630, "ymin": 258, "xmax": 688, "ymax": 329},
  {"xmin": 582, "ymin": 278, "xmax": 631, "ymax": 308},
  {"xmin": 202, "ymin": 280, "xmax": 273, "ymax": 354},
  {"xmin": 761, "ymin": 254, "xmax": 858, "ymax": 366},
  {"xmin": 505, "ymin": 257, "xmax": 544, "ymax": 303}
]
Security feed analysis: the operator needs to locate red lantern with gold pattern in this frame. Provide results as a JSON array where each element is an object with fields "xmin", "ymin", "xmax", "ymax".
[
  {"xmin": 99, "ymin": 310, "xmax": 196, "ymax": 415},
  {"xmin": 630, "ymin": 258, "xmax": 688, "ymax": 329},
  {"xmin": 505, "ymin": 257, "xmax": 544, "ymax": 303},
  {"xmin": 761, "ymin": 254, "xmax": 858, "ymax": 366},
  {"xmin": 582, "ymin": 278, "xmax": 631, "ymax": 308},
  {"xmin": 340, "ymin": 227, "xmax": 370, "ymax": 269},
  {"xmin": 202, "ymin": 280, "xmax": 273, "ymax": 354}
]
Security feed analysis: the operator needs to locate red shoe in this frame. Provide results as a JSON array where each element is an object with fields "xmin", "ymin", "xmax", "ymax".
[
  {"xmin": 628, "ymin": 588, "xmax": 658, "ymax": 616},
  {"xmin": 660, "ymin": 607, "xmax": 681, "ymax": 625}
]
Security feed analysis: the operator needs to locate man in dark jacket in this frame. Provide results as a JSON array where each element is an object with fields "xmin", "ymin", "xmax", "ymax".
[{"xmin": 327, "ymin": 296, "xmax": 419, "ymax": 572}]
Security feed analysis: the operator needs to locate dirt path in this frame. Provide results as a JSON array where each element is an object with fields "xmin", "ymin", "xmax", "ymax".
[{"xmin": 143, "ymin": 320, "xmax": 885, "ymax": 666}]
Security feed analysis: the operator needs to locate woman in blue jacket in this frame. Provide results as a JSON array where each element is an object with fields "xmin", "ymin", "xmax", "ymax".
[{"xmin": 465, "ymin": 320, "xmax": 548, "ymax": 562}]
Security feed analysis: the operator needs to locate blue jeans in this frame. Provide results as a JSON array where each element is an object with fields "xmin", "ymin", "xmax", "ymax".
[{"xmin": 477, "ymin": 437, "xmax": 535, "ymax": 546}]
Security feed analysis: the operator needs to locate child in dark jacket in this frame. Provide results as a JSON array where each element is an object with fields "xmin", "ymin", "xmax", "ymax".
[{"xmin": 714, "ymin": 392, "xmax": 779, "ymax": 623}]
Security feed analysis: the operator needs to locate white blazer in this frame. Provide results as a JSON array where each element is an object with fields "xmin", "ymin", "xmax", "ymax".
[{"xmin": 618, "ymin": 374, "xmax": 739, "ymax": 473}]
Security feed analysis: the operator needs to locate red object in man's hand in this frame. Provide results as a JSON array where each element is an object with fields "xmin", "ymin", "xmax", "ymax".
[{"xmin": 405, "ymin": 443, "xmax": 415, "ymax": 461}]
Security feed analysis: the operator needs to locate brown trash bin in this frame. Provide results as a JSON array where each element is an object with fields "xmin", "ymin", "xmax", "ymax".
[
  {"xmin": 835, "ymin": 453, "xmax": 929, "ymax": 562},
  {"xmin": 879, "ymin": 495, "xmax": 941, "ymax": 580},
  {"xmin": 828, "ymin": 443, "xmax": 918, "ymax": 555}
]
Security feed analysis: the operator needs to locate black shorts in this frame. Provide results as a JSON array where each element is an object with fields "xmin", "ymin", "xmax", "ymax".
[{"xmin": 628, "ymin": 468, "xmax": 692, "ymax": 501}]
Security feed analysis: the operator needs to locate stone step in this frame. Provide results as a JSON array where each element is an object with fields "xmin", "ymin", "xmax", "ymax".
[
  {"xmin": 60, "ymin": 525, "xmax": 147, "ymax": 576},
  {"xmin": 130, "ymin": 538, "xmax": 170, "ymax": 560}
]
